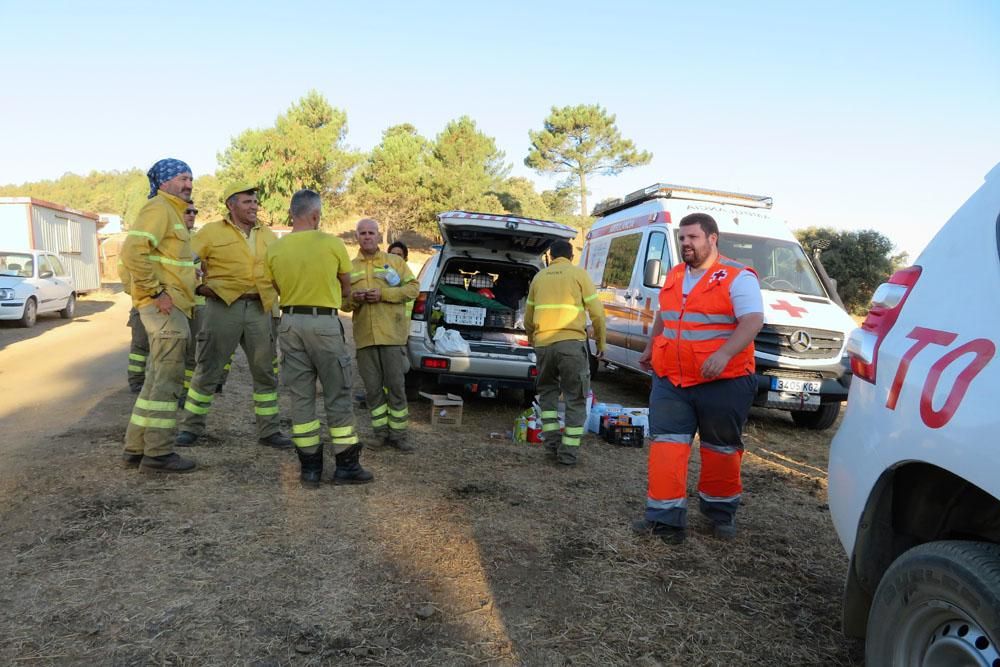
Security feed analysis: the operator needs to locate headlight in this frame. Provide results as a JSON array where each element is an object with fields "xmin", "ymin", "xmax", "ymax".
[{"xmin": 0, "ymin": 288, "xmax": 14, "ymax": 300}]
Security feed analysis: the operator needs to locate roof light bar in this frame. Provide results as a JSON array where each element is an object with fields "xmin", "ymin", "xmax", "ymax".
[{"xmin": 592, "ymin": 183, "xmax": 773, "ymax": 217}]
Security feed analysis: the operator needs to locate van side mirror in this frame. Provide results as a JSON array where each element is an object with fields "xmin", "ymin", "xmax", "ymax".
[
  {"xmin": 39, "ymin": 270, "xmax": 54, "ymax": 279},
  {"xmin": 643, "ymin": 259, "xmax": 664, "ymax": 287}
]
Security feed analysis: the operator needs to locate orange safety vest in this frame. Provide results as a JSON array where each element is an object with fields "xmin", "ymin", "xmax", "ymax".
[{"xmin": 651, "ymin": 256, "xmax": 756, "ymax": 387}]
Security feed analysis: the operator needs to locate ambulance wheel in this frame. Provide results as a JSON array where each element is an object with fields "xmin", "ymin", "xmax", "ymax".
[
  {"xmin": 790, "ymin": 402, "xmax": 840, "ymax": 430},
  {"xmin": 588, "ymin": 348, "xmax": 601, "ymax": 378},
  {"xmin": 866, "ymin": 541, "xmax": 1000, "ymax": 666}
]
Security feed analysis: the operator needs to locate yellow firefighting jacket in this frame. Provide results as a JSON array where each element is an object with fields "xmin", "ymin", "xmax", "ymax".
[
  {"xmin": 344, "ymin": 250, "xmax": 419, "ymax": 348},
  {"xmin": 525, "ymin": 257, "xmax": 607, "ymax": 351},
  {"xmin": 192, "ymin": 217, "xmax": 279, "ymax": 312},
  {"xmin": 119, "ymin": 191, "xmax": 197, "ymax": 316}
]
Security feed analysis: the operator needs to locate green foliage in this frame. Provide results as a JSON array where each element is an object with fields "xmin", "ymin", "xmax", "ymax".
[
  {"xmin": 795, "ymin": 227, "xmax": 909, "ymax": 314},
  {"xmin": 0, "ymin": 169, "xmax": 150, "ymax": 229},
  {"xmin": 191, "ymin": 174, "xmax": 224, "ymax": 220},
  {"xmin": 350, "ymin": 124, "xmax": 435, "ymax": 239},
  {"xmin": 489, "ymin": 177, "xmax": 551, "ymax": 219},
  {"xmin": 217, "ymin": 90, "xmax": 361, "ymax": 225},
  {"xmin": 429, "ymin": 116, "xmax": 510, "ymax": 213},
  {"xmin": 525, "ymin": 104, "xmax": 651, "ymax": 216}
]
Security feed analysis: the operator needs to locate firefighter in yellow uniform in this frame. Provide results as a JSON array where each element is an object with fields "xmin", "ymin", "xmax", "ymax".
[
  {"xmin": 344, "ymin": 218, "xmax": 419, "ymax": 451},
  {"xmin": 176, "ymin": 183, "xmax": 292, "ymax": 448},
  {"xmin": 524, "ymin": 240, "xmax": 607, "ymax": 466},
  {"xmin": 121, "ymin": 203, "xmax": 202, "ymax": 399},
  {"xmin": 265, "ymin": 189, "xmax": 373, "ymax": 486},
  {"xmin": 120, "ymin": 158, "xmax": 198, "ymax": 473}
]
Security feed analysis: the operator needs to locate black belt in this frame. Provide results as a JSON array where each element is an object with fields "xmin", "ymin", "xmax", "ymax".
[{"xmin": 282, "ymin": 306, "xmax": 338, "ymax": 316}]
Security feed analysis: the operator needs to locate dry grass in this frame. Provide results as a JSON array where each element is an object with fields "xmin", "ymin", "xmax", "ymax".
[{"xmin": 0, "ymin": 319, "xmax": 862, "ymax": 665}]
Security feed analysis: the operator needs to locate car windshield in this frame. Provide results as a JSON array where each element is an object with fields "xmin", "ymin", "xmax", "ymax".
[
  {"xmin": 0, "ymin": 252, "xmax": 33, "ymax": 278},
  {"xmin": 717, "ymin": 233, "xmax": 827, "ymax": 297}
]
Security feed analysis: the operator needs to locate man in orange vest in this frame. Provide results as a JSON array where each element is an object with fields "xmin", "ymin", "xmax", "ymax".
[{"xmin": 632, "ymin": 213, "xmax": 763, "ymax": 544}]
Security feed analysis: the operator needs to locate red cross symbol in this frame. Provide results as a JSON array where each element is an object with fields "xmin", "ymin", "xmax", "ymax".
[{"xmin": 771, "ymin": 299, "xmax": 807, "ymax": 318}]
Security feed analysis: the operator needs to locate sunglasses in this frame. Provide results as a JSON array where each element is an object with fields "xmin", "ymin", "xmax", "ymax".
[{"xmin": 186, "ymin": 208, "xmax": 198, "ymax": 215}]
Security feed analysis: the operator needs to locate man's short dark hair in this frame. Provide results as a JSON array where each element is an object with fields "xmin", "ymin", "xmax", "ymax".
[
  {"xmin": 549, "ymin": 240, "xmax": 573, "ymax": 260},
  {"xmin": 679, "ymin": 213, "xmax": 719, "ymax": 238}
]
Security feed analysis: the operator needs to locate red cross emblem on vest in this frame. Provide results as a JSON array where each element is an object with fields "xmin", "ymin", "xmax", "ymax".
[
  {"xmin": 771, "ymin": 299, "xmax": 807, "ymax": 318},
  {"xmin": 710, "ymin": 269, "xmax": 728, "ymax": 283}
]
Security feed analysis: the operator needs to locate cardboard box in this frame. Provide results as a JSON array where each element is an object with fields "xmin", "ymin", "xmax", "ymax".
[{"xmin": 419, "ymin": 391, "xmax": 464, "ymax": 426}]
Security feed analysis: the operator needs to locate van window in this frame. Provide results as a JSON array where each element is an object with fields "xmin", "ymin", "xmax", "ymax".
[
  {"xmin": 716, "ymin": 233, "xmax": 827, "ymax": 297},
  {"xmin": 602, "ymin": 233, "xmax": 642, "ymax": 289},
  {"xmin": 642, "ymin": 231, "xmax": 670, "ymax": 287}
]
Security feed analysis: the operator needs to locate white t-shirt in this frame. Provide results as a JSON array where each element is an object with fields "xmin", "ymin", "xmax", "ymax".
[{"xmin": 682, "ymin": 266, "xmax": 763, "ymax": 318}]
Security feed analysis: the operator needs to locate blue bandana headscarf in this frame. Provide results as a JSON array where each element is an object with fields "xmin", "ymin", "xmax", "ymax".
[{"xmin": 147, "ymin": 158, "xmax": 192, "ymax": 199}]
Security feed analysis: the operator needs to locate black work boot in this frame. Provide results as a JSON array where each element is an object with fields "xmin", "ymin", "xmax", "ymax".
[
  {"xmin": 631, "ymin": 518, "xmax": 686, "ymax": 545},
  {"xmin": 139, "ymin": 452, "xmax": 197, "ymax": 474},
  {"xmin": 333, "ymin": 444, "xmax": 374, "ymax": 485},
  {"xmin": 297, "ymin": 447, "xmax": 323, "ymax": 488},
  {"xmin": 122, "ymin": 452, "xmax": 143, "ymax": 468}
]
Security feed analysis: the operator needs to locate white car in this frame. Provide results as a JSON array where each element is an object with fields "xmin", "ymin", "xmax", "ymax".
[
  {"xmin": 406, "ymin": 211, "xmax": 577, "ymax": 403},
  {"xmin": 0, "ymin": 249, "xmax": 76, "ymax": 327},
  {"xmin": 829, "ymin": 162, "xmax": 1000, "ymax": 664}
]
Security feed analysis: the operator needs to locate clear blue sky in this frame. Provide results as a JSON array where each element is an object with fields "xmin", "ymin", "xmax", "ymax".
[{"xmin": 1, "ymin": 0, "xmax": 997, "ymax": 258}]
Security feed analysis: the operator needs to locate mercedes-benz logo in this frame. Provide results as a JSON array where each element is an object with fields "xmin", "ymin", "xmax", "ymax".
[{"xmin": 789, "ymin": 330, "xmax": 812, "ymax": 352}]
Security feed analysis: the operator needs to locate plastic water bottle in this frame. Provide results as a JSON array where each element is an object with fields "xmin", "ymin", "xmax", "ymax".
[{"xmin": 383, "ymin": 264, "xmax": 401, "ymax": 287}]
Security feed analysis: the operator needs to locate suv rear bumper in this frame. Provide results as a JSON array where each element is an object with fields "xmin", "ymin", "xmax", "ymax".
[{"xmin": 407, "ymin": 334, "xmax": 537, "ymax": 389}]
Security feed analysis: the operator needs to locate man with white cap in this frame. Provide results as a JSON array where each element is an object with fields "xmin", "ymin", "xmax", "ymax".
[{"xmin": 176, "ymin": 183, "xmax": 292, "ymax": 449}]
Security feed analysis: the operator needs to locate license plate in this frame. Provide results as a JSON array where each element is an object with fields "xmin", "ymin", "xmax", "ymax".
[{"xmin": 771, "ymin": 377, "xmax": 821, "ymax": 393}]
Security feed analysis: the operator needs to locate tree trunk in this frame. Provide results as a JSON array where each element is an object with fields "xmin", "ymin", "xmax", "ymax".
[{"xmin": 579, "ymin": 171, "xmax": 588, "ymax": 217}]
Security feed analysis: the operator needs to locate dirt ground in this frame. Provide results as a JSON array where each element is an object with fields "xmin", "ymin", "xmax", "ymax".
[{"xmin": 0, "ymin": 316, "xmax": 863, "ymax": 666}]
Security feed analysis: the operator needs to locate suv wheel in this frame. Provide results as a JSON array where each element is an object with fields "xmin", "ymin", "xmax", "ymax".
[
  {"xmin": 790, "ymin": 402, "xmax": 840, "ymax": 430},
  {"xmin": 405, "ymin": 370, "xmax": 429, "ymax": 402},
  {"xmin": 19, "ymin": 297, "xmax": 37, "ymax": 328},
  {"xmin": 866, "ymin": 541, "xmax": 1000, "ymax": 666},
  {"xmin": 60, "ymin": 293, "xmax": 76, "ymax": 319}
]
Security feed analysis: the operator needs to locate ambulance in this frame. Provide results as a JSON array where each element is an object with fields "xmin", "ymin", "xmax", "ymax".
[
  {"xmin": 581, "ymin": 183, "xmax": 856, "ymax": 430},
  {"xmin": 828, "ymin": 162, "xmax": 1000, "ymax": 662}
]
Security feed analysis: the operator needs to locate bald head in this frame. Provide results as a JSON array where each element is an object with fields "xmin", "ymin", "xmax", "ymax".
[{"xmin": 356, "ymin": 218, "xmax": 381, "ymax": 256}]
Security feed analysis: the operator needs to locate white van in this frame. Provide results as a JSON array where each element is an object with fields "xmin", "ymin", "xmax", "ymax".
[{"xmin": 581, "ymin": 183, "xmax": 857, "ymax": 429}]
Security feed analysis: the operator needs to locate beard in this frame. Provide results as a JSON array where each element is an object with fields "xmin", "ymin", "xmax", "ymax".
[{"xmin": 682, "ymin": 246, "xmax": 710, "ymax": 267}]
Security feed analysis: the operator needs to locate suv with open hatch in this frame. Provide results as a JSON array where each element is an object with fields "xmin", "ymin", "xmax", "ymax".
[
  {"xmin": 405, "ymin": 211, "xmax": 577, "ymax": 403},
  {"xmin": 829, "ymin": 161, "xmax": 1000, "ymax": 664}
]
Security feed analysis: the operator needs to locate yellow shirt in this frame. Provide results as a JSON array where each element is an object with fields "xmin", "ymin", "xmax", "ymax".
[
  {"xmin": 192, "ymin": 217, "xmax": 279, "ymax": 312},
  {"xmin": 265, "ymin": 231, "xmax": 352, "ymax": 309},
  {"xmin": 119, "ymin": 191, "xmax": 197, "ymax": 316},
  {"xmin": 525, "ymin": 257, "xmax": 607, "ymax": 350},
  {"xmin": 343, "ymin": 250, "xmax": 419, "ymax": 348}
]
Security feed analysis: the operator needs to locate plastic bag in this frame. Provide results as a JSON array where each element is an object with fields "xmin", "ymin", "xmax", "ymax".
[{"xmin": 433, "ymin": 327, "xmax": 471, "ymax": 355}]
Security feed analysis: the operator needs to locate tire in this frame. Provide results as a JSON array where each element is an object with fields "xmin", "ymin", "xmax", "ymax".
[
  {"xmin": 588, "ymin": 347, "xmax": 601, "ymax": 379},
  {"xmin": 866, "ymin": 540, "xmax": 1000, "ymax": 666},
  {"xmin": 18, "ymin": 297, "xmax": 37, "ymax": 328},
  {"xmin": 790, "ymin": 402, "xmax": 840, "ymax": 430},
  {"xmin": 60, "ymin": 293, "xmax": 75, "ymax": 319},
  {"xmin": 404, "ymin": 370, "xmax": 429, "ymax": 402},
  {"xmin": 520, "ymin": 387, "xmax": 537, "ymax": 408}
]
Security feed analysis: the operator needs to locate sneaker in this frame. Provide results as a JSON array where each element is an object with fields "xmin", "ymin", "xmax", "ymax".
[
  {"xmin": 259, "ymin": 433, "xmax": 293, "ymax": 449},
  {"xmin": 122, "ymin": 452, "xmax": 143, "ymax": 467},
  {"xmin": 176, "ymin": 431, "xmax": 199, "ymax": 446},
  {"xmin": 631, "ymin": 518, "xmax": 686, "ymax": 545},
  {"xmin": 139, "ymin": 453, "xmax": 197, "ymax": 473},
  {"xmin": 713, "ymin": 522, "xmax": 737, "ymax": 540}
]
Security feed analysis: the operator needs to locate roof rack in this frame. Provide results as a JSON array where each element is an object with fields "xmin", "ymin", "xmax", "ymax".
[{"xmin": 592, "ymin": 183, "xmax": 773, "ymax": 217}]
